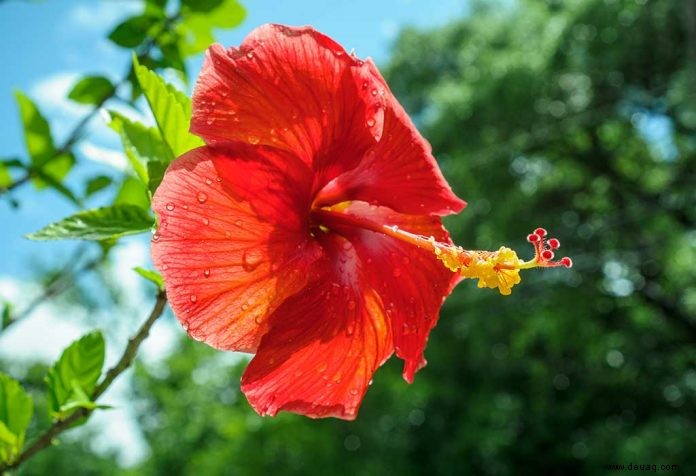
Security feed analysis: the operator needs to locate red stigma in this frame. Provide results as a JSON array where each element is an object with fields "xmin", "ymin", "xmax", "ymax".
[{"xmin": 524, "ymin": 227, "xmax": 571, "ymax": 269}]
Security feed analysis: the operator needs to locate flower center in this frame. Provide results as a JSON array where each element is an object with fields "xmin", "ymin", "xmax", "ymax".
[{"xmin": 313, "ymin": 203, "xmax": 572, "ymax": 296}]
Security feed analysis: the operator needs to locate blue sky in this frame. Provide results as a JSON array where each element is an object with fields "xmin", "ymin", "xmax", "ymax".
[{"xmin": 0, "ymin": 0, "xmax": 467, "ymax": 465}]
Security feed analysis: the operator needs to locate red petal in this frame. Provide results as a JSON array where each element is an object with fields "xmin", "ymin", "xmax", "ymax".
[
  {"xmin": 241, "ymin": 235, "xmax": 393, "ymax": 420},
  {"xmin": 314, "ymin": 60, "xmax": 466, "ymax": 216},
  {"xmin": 151, "ymin": 146, "xmax": 320, "ymax": 352},
  {"xmin": 191, "ymin": 24, "xmax": 385, "ymax": 184},
  {"xmin": 324, "ymin": 202, "xmax": 458, "ymax": 383}
]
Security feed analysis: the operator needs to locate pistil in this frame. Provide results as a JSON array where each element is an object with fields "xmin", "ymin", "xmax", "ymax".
[{"xmin": 315, "ymin": 205, "xmax": 572, "ymax": 296}]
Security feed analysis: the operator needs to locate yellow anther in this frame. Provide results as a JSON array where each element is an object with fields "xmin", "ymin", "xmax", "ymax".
[{"xmin": 435, "ymin": 246, "xmax": 524, "ymax": 296}]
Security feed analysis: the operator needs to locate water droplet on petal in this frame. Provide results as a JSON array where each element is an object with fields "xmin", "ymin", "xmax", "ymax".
[
  {"xmin": 242, "ymin": 249, "xmax": 263, "ymax": 271},
  {"xmin": 316, "ymin": 363, "xmax": 328, "ymax": 373},
  {"xmin": 366, "ymin": 118, "xmax": 375, "ymax": 127},
  {"xmin": 254, "ymin": 315, "xmax": 264, "ymax": 324},
  {"xmin": 371, "ymin": 89, "xmax": 378, "ymax": 96},
  {"xmin": 216, "ymin": 176, "xmax": 222, "ymax": 182},
  {"xmin": 241, "ymin": 303, "xmax": 249, "ymax": 311},
  {"xmin": 247, "ymin": 135, "xmax": 260, "ymax": 145},
  {"xmin": 203, "ymin": 269, "xmax": 210, "ymax": 277},
  {"xmin": 349, "ymin": 388, "xmax": 359, "ymax": 396},
  {"xmin": 206, "ymin": 118, "xmax": 215, "ymax": 125},
  {"xmin": 362, "ymin": 81, "xmax": 368, "ymax": 89},
  {"xmin": 246, "ymin": 51, "xmax": 254, "ymax": 59},
  {"xmin": 190, "ymin": 294, "xmax": 197, "ymax": 303},
  {"xmin": 234, "ymin": 219, "xmax": 243, "ymax": 227},
  {"xmin": 205, "ymin": 178, "xmax": 212, "ymax": 185},
  {"xmin": 166, "ymin": 203, "xmax": 175, "ymax": 211},
  {"xmin": 151, "ymin": 233, "xmax": 160, "ymax": 242},
  {"xmin": 197, "ymin": 192, "xmax": 208, "ymax": 203},
  {"xmin": 202, "ymin": 217, "xmax": 209, "ymax": 225}
]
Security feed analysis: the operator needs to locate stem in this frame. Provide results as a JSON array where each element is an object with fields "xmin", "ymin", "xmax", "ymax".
[{"xmin": 0, "ymin": 290, "xmax": 168, "ymax": 473}]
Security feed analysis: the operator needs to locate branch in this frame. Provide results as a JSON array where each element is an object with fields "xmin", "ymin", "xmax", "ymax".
[{"xmin": 0, "ymin": 290, "xmax": 168, "ymax": 473}]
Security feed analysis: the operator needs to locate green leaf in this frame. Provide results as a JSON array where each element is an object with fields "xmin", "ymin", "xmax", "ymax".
[
  {"xmin": 114, "ymin": 176, "xmax": 150, "ymax": 211},
  {"xmin": 147, "ymin": 160, "xmax": 168, "ymax": 195},
  {"xmin": 68, "ymin": 76, "xmax": 115, "ymax": 105},
  {"xmin": 182, "ymin": 0, "xmax": 224, "ymax": 12},
  {"xmin": 0, "ymin": 162, "xmax": 11, "ymax": 188},
  {"xmin": 1, "ymin": 302, "xmax": 12, "ymax": 330},
  {"xmin": 0, "ymin": 373, "xmax": 33, "ymax": 464},
  {"xmin": 1, "ymin": 158, "xmax": 25, "ymax": 169},
  {"xmin": 45, "ymin": 332, "xmax": 105, "ymax": 419},
  {"xmin": 134, "ymin": 267, "xmax": 164, "ymax": 290},
  {"xmin": 178, "ymin": 0, "xmax": 246, "ymax": 56},
  {"xmin": 14, "ymin": 91, "xmax": 75, "ymax": 191},
  {"xmin": 133, "ymin": 55, "xmax": 204, "ymax": 157},
  {"xmin": 107, "ymin": 110, "xmax": 174, "ymax": 184},
  {"xmin": 0, "ymin": 422, "xmax": 17, "ymax": 449},
  {"xmin": 108, "ymin": 15, "xmax": 157, "ymax": 48},
  {"xmin": 146, "ymin": 0, "xmax": 167, "ymax": 9},
  {"xmin": 35, "ymin": 153, "xmax": 76, "ymax": 192},
  {"xmin": 14, "ymin": 91, "xmax": 54, "ymax": 166},
  {"xmin": 27, "ymin": 204, "xmax": 154, "ymax": 241},
  {"xmin": 32, "ymin": 163, "xmax": 80, "ymax": 205},
  {"xmin": 157, "ymin": 34, "xmax": 187, "ymax": 76},
  {"xmin": 84, "ymin": 175, "xmax": 113, "ymax": 197}
]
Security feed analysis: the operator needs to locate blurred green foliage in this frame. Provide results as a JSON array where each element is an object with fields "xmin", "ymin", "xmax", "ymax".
[{"xmin": 9, "ymin": 0, "xmax": 696, "ymax": 474}]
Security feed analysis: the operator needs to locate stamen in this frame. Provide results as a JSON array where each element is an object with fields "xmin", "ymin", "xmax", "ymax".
[
  {"xmin": 427, "ymin": 227, "xmax": 573, "ymax": 295},
  {"xmin": 314, "ymin": 206, "xmax": 572, "ymax": 296}
]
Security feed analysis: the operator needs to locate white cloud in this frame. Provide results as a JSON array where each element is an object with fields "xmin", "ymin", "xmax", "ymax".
[
  {"xmin": 66, "ymin": 2, "xmax": 141, "ymax": 34},
  {"xmin": 78, "ymin": 141, "xmax": 129, "ymax": 171},
  {"xmin": 0, "ymin": 277, "xmax": 88, "ymax": 362},
  {"xmin": 30, "ymin": 71, "xmax": 86, "ymax": 121},
  {"xmin": 380, "ymin": 20, "xmax": 399, "ymax": 40}
]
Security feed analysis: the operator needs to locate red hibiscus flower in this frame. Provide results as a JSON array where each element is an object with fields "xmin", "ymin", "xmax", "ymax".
[{"xmin": 151, "ymin": 24, "xmax": 571, "ymax": 420}]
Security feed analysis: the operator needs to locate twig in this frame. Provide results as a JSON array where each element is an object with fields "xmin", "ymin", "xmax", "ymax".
[{"xmin": 0, "ymin": 290, "xmax": 168, "ymax": 473}]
